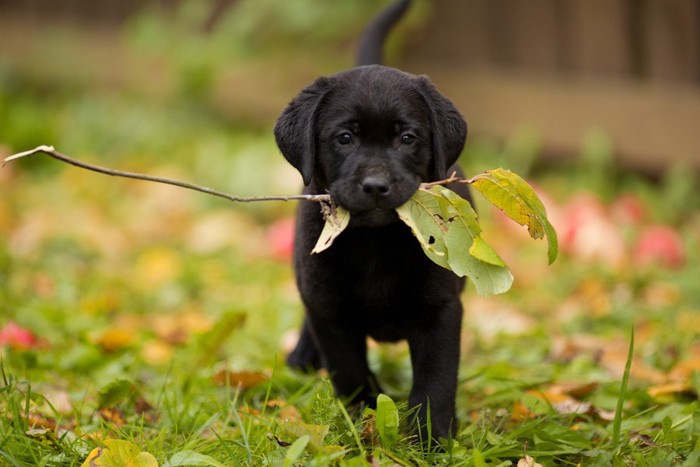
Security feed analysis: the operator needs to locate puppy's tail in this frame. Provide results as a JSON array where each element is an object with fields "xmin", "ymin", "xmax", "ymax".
[{"xmin": 356, "ymin": 0, "xmax": 411, "ymax": 66}]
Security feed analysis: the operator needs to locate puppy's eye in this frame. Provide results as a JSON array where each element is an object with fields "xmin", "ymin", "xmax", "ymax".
[
  {"xmin": 400, "ymin": 133, "xmax": 416, "ymax": 145},
  {"xmin": 337, "ymin": 132, "xmax": 353, "ymax": 145}
]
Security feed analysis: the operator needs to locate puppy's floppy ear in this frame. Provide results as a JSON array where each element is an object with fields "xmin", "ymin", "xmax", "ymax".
[
  {"xmin": 416, "ymin": 76, "xmax": 467, "ymax": 181},
  {"xmin": 274, "ymin": 77, "xmax": 332, "ymax": 186}
]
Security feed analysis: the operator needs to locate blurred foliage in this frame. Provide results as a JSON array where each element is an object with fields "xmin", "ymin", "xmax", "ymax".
[{"xmin": 124, "ymin": 0, "xmax": 387, "ymax": 99}]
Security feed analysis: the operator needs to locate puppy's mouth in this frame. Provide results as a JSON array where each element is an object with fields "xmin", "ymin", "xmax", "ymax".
[
  {"xmin": 348, "ymin": 208, "xmax": 399, "ymax": 227},
  {"xmin": 329, "ymin": 179, "xmax": 418, "ymax": 227}
]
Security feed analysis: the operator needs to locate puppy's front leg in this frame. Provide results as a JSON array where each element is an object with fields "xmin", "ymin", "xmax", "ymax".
[
  {"xmin": 308, "ymin": 313, "xmax": 381, "ymax": 406},
  {"xmin": 407, "ymin": 300, "xmax": 463, "ymax": 441},
  {"xmin": 287, "ymin": 316, "xmax": 322, "ymax": 371}
]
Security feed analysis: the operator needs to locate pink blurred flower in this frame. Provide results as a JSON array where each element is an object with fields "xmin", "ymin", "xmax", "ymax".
[
  {"xmin": 634, "ymin": 225, "xmax": 685, "ymax": 269},
  {"xmin": 611, "ymin": 193, "xmax": 646, "ymax": 225},
  {"xmin": 0, "ymin": 321, "xmax": 41, "ymax": 350},
  {"xmin": 557, "ymin": 194, "xmax": 626, "ymax": 267}
]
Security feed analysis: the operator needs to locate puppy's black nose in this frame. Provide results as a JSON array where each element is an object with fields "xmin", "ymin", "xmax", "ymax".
[{"xmin": 361, "ymin": 176, "xmax": 390, "ymax": 198}]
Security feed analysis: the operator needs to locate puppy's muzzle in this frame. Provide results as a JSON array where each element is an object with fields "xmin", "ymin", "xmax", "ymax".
[{"xmin": 360, "ymin": 175, "xmax": 391, "ymax": 200}]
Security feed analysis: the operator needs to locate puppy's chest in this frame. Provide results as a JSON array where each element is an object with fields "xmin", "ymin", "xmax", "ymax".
[
  {"xmin": 342, "ymin": 256, "xmax": 430, "ymax": 338},
  {"xmin": 330, "ymin": 227, "xmax": 431, "ymax": 306}
]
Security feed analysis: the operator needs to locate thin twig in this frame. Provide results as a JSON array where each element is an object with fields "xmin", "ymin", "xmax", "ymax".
[
  {"xmin": 419, "ymin": 171, "xmax": 478, "ymax": 190},
  {"xmin": 3, "ymin": 145, "xmax": 331, "ymax": 203},
  {"xmin": 2, "ymin": 145, "xmax": 473, "ymax": 204}
]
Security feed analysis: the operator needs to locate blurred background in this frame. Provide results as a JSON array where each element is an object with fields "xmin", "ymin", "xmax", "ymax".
[
  {"xmin": 2, "ymin": 0, "xmax": 699, "ymax": 172},
  {"xmin": 1, "ymin": 0, "xmax": 699, "ymax": 436}
]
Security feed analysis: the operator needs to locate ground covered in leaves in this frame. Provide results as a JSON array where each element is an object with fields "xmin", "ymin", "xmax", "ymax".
[
  {"xmin": 2, "ymin": 6, "xmax": 700, "ymax": 464},
  {"xmin": 2, "ymin": 83, "xmax": 700, "ymax": 466}
]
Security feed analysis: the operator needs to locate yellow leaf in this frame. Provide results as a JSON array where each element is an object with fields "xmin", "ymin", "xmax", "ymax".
[
  {"xmin": 81, "ymin": 439, "xmax": 158, "ymax": 467},
  {"xmin": 134, "ymin": 247, "xmax": 182, "ymax": 289},
  {"xmin": 95, "ymin": 328, "xmax": 135, "ymax": 353},
  {"xmin": 668, "ymin": 356, "xmax": 700, "ymax": 382},
  {"xmin": 311, "ymin": 205, "xmax": 350, "ymax": 254},
  {"xmin": 526, "ymin": 389, "xmax": 570, "ymax": 404},
  {"xmin": 141, "ymin": 340, "xmax": 174, "ymax": 366},
  {"xmin": 511, "ymin": 401, "xmax": 535, "ymax": 422},
  {"xmin": 471, "ymin": 168, "xmax": 558, "ymax": 264},
  {"xmin": 648, "ymin": 382, "xmax": 693, "ymax": 398}
]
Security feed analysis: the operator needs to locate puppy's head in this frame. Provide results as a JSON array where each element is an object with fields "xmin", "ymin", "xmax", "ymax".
[{"xmin": 275, "ymin": 65, "xmax": 466, "ymax": 226}]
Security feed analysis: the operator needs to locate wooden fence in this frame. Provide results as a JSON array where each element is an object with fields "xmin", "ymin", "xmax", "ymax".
[{"xmin": 402, "ymin": 0, "xmax": 700, "ymax": 170}]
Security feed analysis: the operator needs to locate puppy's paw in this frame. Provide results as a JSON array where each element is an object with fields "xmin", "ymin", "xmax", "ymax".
[{"xmin": 286, "ymin": 345, "xmax": 322, "ymax": 373}]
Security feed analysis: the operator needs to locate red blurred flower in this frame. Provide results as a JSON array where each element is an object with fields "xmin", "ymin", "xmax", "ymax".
[
  {"xmin": 634, "ymin": 225, "xmax": 685, "ymax": 269},
  {"xmin": 0, "ymin": 321, "xmax": 41, "ymax": 350},
  {"xmin": 266, "ymin": 217, "xmax": 296, "ymax": 261}
]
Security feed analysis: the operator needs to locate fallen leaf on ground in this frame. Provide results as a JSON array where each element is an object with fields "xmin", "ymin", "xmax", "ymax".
[
  {"xmin": 517, "ymin": 455, "xmax": 543, "ymax": 467},
  {"xmin": 668, "ymin": 355, "xmax": 700, "ymax": 382},
  {"xmin": 549, "ymin": 381, "xmax": 599, "ymax": 399},
  {"xmin": 99, "ymin": 408, "xmax": 126, "ymax": 427},
  {"xmin": 94, "ymin": 328, "xmax": 135, "ymax": 353},
  {"xmin": 141, "ymin": 340, "xmax": 174, "ymax": 366},
  {"xmin": 212, "ymin": 369, "xmax": 268, "ymax": 388},
  {"xmin": 27, "ymin": 414, "xmax": 57, "ymax": 431},
  {"xmin": 279, "ymin": 420, "xmax": 329, "ymax": 452},
  {"xmin": 81, "ymin": 439, "xmax": 158, "ymax": 467},
  {"xmin": 526, "ymin": 389, "xmax": 592, "ymax": 415},
  {"xmin": 511, "ymin": 401, "xmax": 536, "ymax": 422},
  {"xmin": 150, "ymin": 310, "xmax": 214, "ymax": 345},
  {"xmin": 134, "ymin": 247, "xmax": 182, "ymax": 289},
  {"xmin": 647, "ymin": 382, "xmax": 694, "ymax": 399}
]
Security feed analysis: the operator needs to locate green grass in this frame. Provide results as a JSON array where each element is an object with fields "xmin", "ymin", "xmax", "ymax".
[
  {"xmin": 2, "ymin": 88, "xmax": 699, "ymax": 466},
  {"xmin": 2, "ymin": 16, "xmax": 700, "ymax": 464}
]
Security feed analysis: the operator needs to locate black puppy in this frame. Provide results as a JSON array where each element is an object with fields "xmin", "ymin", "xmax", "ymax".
[{"xmin": 274, "ymin": 0, "xmax": 468, "ymax": 440}]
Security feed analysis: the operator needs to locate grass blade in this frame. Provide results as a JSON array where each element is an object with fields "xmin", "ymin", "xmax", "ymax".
[
  {"xmin": 337, "ymin": 399, "xmax": 365, "ymax": 457},
  {"xmin": 612, "ymin": 327, "xmax": 634, "ymax": 450},
  {"xmin": 283, "ymin": 435, "xmax": 309, "ymax": 467}
]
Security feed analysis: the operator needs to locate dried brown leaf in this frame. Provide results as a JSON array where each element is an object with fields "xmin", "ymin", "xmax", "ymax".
[{"xmin": 212, "ymin": 369, "xmax": 268, "ymax": 388}]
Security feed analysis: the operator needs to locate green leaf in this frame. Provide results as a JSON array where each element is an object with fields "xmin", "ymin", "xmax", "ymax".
[
  {"xmin": 311, "ymin": 206, "xmax": 350, "ymax": 254},
  {"xmin": 280, "ymin": 420, "xmax": 329, "ymax": 452},
  {"xmin": 469, "ymin": 236, "xmax": 506, "ymax": 267},
  {"xmin": 439, "ymin": 189, "xmax": 513, "ymax": 296},
  {"xmin": 395, "ymin": 188, "xmax": 450, "ymax": 269},
  {"xmin": 398, "ymin": 187, "xmax": 513, "ymax": 296},
  {"xmin": 471, "ymin": 168, "xmax": 558, "ymax": 264},
  {"xmin": 283, "ymin": 435, "xmax": 309, "ymax": 467},
  {"xmin": 165, "ymin": 450, "xmax": 226, "ymax": 467},
  {"xmin": 81, "ymin": 439, "xmax": 158, "ymax": 467},
  {"xmin": 375, "ymin": 394, "xmax": 399, "ymax": 449},
  {"xmin": 98, "ymin": 379, "xmax": 137, "ymax": 409}
]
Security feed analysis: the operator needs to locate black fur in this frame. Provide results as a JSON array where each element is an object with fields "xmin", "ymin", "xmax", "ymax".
[
  {"xmin": 356, "ymin": 0, "xmax": 412, "ymax": 66},
  {"xmin": 274, "ymin": 0, "xmax": 469, "ymax": 441}
]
